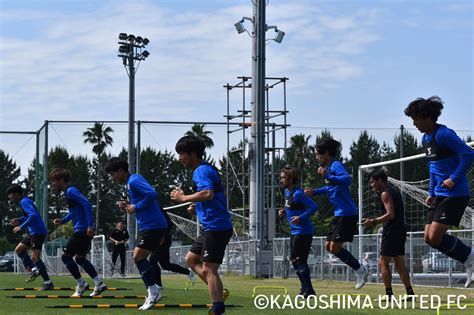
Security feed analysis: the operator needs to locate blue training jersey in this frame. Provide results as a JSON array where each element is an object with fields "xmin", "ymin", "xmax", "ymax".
[
  {"xmin": 18, "ymin": 197, "xmax": 48, "ymax": 236},
  {"xmin": 423, "ymin": 124, "xmax": 474, "ymax": 197},
  {"xmin": 313, "ymin": 160, "xmax": 358, "ymax": 217},
  {"xmin": 192, "ymin": 162, "xmax": 232, "ymax": 231},
  {"xmin": 127, "ymin": 174, "xmax": 167, "ymax": 232},
  {"xmin": 61, "ymin": 186, "xmax": 94, "ymax": 233},
  {"xmin": 284, "ymin": 187, "xmax": 318, "ymax": 235}
]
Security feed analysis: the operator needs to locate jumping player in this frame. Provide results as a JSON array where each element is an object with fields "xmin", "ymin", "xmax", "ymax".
[
  {"xmin": 105, "ymin": 157, "xmax": 168, "ymax": 310},
  {"xmin": 149, "ymin": 210, "xmax": 196, "ymax": 288},
  {"xmin": 304, "ymin": 139, "xmax": 368, "ymax": 289},
  {"xmin": 170, "ymin": 135, "xmax": 232, "ymax": 315},
  {"xmin": 50, "ymin": 168, "xmax": 107, "ymax": 297},
  {"xmin": 362, "ymin": 169, "xmax": 414, "ymax": 298},
  {"xmin": 404, "ymin": 96, "xmax": 474, "ymax": 287},
  {"xmin": 279, "ymin": 167, "xmax": 318, "ymax": 297},
  {"xmin": 7, "ymin": 184, "xmax": 54, "ymax": 290}
]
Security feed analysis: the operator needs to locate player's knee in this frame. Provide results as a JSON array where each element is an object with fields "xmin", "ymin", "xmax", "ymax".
[
  {"xmin": 74, "ymin": 256, "xmax": 86, "ymax": 266},
  {"xmin": 61, "ymin": 254, "xmax": 74, "ymax": 265},
  {"xmin": 185, "ymin": 253, "xmax": 197, "ymax": 267},
  {"xmin": 325, "ymin": 243, "xmax": 331, "ymax": 252}
]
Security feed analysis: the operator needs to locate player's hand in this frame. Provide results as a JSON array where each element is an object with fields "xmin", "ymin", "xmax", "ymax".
[
  {"xmin": 304, "ymin": 188, "xmax": 314, "ymax": 197},
  {"xmin": 86, "ymin": 227, "xmax": 94, "ymax": 237},
  {"xmin": 53, "ymin": 218, "xmax": 62, "ymax": 226},
  {"xmin": 125, "ymin": 204, "xmax": 135, "ymax": 214},
  {"xmin": 117, "ymin": 200, "xmax": 129, "ymax": 211},
  {"xmin": 170, "ymin": 188, "xmax": 186, "ymax": 203},
  {"xmin": 441, "ymin": 178, "xmax": 455, "ymax": 190},
  {"xmin": 361, "ymin": 218, "xmax": 372, "ymax": 228},
  {"xmin": 13, "ymin": 226, "xmax": 22, "ymax": 233},
  {"xmin": 9, "ymin": 218, "xmax": 19, "ymax": 226},
  {"xmin": 278, "ymin": 209, "xmax": 285, "ymax": 218},
  {"xmin": 114, "ymin": 241, "xmax": 119, "ymax": 245},
  {"xmin": 290, "ymin": 216, "xmax": 300, "ymax": 225},
  {"xmin": 317, "ymin": 166, "xmax": 325, "ymax": 176},
  {"xmin": 425, "ymin": 196, "xmax": 436, "ymax": 206},
  {"xmin": 187, "ymin": 203, "xmax": 196, "ymax": 216}
]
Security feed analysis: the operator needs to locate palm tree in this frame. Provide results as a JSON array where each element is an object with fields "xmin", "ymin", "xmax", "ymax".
[
  {"xmin": 185, "ymin": 124, "xmax": 214, "ymax": 149},
  {"xmin": 83, "ymin": 122, "xmax": 114, "ymax": 231},
  {"xmin": 286, "ymin": 134, "xmax": 312, "ymax": 186}
]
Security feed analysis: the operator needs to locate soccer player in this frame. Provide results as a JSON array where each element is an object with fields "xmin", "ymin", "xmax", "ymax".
[
  {"xmin": 7, "ymin": 184, "xmax": 54, "ymax": 290},
  {"xmin": 149, "ymin": 210, "xmax": 196, "ymax": 288},
  {"xmin": 50, "ymin": 168, "xmax": 107, "ymax": 297},
  {"xmin": 109, "ymin": 221, "xmax": 129, "ymax": 277},
  {"xmin": 362, "ymin": 169, "xmax": 414, "ymax": 299},
  {"xmin": 170, "ymin": 135, "xmax": 232, "ymax": 315},
  {"xmin": 404, "ymin": 96, "xmax": 474, "ymax": 287},
  {"xmin": 278, "ymin": 167, "xmax": 318, "ymax": 297},
  {"xmin": 304, "ymin": 139, "xmax": 368, "ymax": 289},
  {"xmin": 105, "ymin": 157, "xmax": 168, "ymax": 310}
]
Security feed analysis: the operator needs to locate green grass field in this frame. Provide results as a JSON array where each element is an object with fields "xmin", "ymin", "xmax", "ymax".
[{"xmin": 0, "ymin": 273, "xmax": 473, "ymax": 314}]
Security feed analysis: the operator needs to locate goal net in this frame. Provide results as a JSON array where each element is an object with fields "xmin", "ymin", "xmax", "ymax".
[{"xmin": 359, "ymin": 142, "xmax": 474, "ymax": 232}]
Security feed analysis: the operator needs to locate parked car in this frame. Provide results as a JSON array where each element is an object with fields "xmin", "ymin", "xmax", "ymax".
[
  {"xmin": 363, "ymin": 252, "xmax": 378, "ymax": 273},
  {"xmin": 422, "ymin": 251, "xmax": 450, "ymax": 273},
  {"xmin": 0, "ymin": 251, "xmax": 14, "ymax": 272},
  {"xmin": 322, "ymin": 253, "xmax": 340, "ymax": 265}
]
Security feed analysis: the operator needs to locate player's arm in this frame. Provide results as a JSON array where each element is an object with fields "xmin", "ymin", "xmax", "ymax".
[
  {"xmin": 69, "ymin": 188, "xmax": 94, "ymax": 229},
  {"xmin": 130, "ymin": 177, "xmax": 158, "ymax": 211},
  {"xmin": 18, "ymin": 200, "xmax": 38, "ymax": 230},
  {"xmin": 298, "ymin": 192, "xmax": 319, "ymax": 221},
  {"xmin": 363, "ymin": 192, "xmax": 395, "ymax": 227},
  {"xmin": 323, "ymin": 162, "xmax": 352, "ymax": 185},
  {"xmin": 439, "ymin": 129, "xmax": 474, "ymax": 185},
  {"xmin": 58, "ymin": 208, "xmax": 74, "ymax": 225}
]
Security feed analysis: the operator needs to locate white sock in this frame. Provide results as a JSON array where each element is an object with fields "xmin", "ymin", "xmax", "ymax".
[
  {"xmin": 465, "ymin": 249, "xmax": 474, "ymax": 265},
  {"xmin": 93, "ymin": 276, "xmax": 102, "ymax": 286},
  {"xmin": 147, "ymin": 284, "xmax": 160, "ymax": 295},
  {"xmin": 32, "ymin": 267, "xmax": 38, "ymax": 272},
  {"xmin": 356, "ymin": 266, "xmax": 364, "ymax": 274},
  {"xmin": 44, "ymin": 280, "xmax": 52, "ymax": 284},
  {"xmin": 76, "ymin": 278, "xmax": 85, "ymax": 286}
]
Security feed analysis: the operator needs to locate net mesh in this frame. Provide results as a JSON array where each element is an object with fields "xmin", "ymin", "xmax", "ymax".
[{"xmin": 361, "ymin": 142, "xmax": 473, "ymax": 231}]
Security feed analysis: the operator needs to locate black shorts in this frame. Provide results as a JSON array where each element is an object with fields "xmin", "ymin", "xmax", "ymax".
[
  {"xmin": 136, "ymin": 229, "xmax": 165, "ymax": 251},
  {"xmin": 64, "ymin": 232, "xmax": 92, "ymax": 256},
  {"xmin": 326, "ymin": 215, "xmax": 358, "ymax": 243},
  {"xmin": 425, "ymin": 196, "xmax": 469, "ymax": 227},
  {"xmin": 380, "ymin": 227, "xmax": 407, "ymax": 257},
  {"xmin": 289, "ymin": 234, "xmax": 313, "ymax": 264},
  {"xmin": 189, "ymin": 229, "xmax": 233, "ymax": 264},
  {"xmin": 21, "ymin": 234, "xmax": 46, "ymax": 250}
]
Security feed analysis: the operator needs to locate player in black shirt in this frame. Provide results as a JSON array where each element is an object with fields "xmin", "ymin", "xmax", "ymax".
[
  {"xmin": 362, "ymin": 169, "xmax": 414, "ymax": 299},
  {"xmin": 109, "ymin": 221, "xmax": 129, "ymax": 277}
]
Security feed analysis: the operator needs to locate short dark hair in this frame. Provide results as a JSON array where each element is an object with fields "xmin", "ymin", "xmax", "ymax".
[
  {"xmin": 105, "ymin": 157, "xmax": 129, "ymax": 173},
  {"xmin": 404, "ymin": 96, "xmax": 444, "ymax": 121},
  {"xmin": 175, "ymin": 136, "xmax": 205, "ymax": 159},
  {"xmin": 369, "ymin": 168, "xmax": 388, "ymax": 182},
  {"xmin": 49, "ymin": 168, "xmax": 71, "ymax": 183},
  {"xmin": 6, "ymin": 184, "xmax": 23, "ymax": 196},
  {"xmin": 280, "ymin": 166, "xmax": 299, "ymax": 185},
  {"xmin": 315, "ymin": 138, "xmax": 341, "ymax": 157}
]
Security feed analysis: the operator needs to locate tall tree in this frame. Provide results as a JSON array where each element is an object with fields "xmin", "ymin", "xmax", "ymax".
[
  {"xmin": 83, "ymin": 122, "xmax": 114, "ymax": 231},
  {"xmin": 285, "ymin": 134, "xmax": 312, "ymax": 186},
  {"xmin": 185, "ymin": 124, "xmax": 214, "ymax": 149}
]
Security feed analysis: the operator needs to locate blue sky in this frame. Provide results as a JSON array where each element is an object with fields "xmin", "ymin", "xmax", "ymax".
[{"xmin": 0, "ymin": 0, "xmax": 472, "ymax": 177}]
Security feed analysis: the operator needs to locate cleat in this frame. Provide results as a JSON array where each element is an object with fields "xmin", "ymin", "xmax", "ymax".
[
  {"xmin": 188, "ymin": 268, "xmax": 196, "ymax": 285},
  {"xmin": 139, "ymin": 289, "xmax": 162, "ymax": 310},
  {"xmin": 223, "ymin": 288, "xmax": 230, "ymax": 301},
  {"xmin": 39, "ymin": 282, "xmax": 54, "ymax": 291},
  {"xmin": 89, "ymin": 282, "xmax": 107, "ymax": 297},
  {"xmin": 355, "ymin": 266, "xmax": 369, "ymax": 290},
  {"xmin": 208, "ymin": 307, "xmax": 225, "ymax": 315},
  {"xmin": 72, "ymin": 282, "xmax": 89, "ymax": 297},
  {"xmin": 26, "ymin": 269, "xmax": 40, "ymax": 283},
  {"xmin": 303, "ymin": 290, "xmax": 316, "ymax": 298},
  {"xmin": 296, "ymin": 288, "xmax": 305, "ymax": 297}
]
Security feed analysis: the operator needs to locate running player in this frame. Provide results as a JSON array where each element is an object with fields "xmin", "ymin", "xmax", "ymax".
[
  {"xmin": 304, "ymin": 139, "xmax": 368, "ymax": 289},
  {"xmin": 149, "ymin": 210, "xmax": 196, "ymax": 288},
  {"xmin": 105, "ymin": 157, "xmax": 168, "ymax": 310},
  {"xmin": 7, "ymin": 184, "xmax": 54, "ymax": 290},
  {"xmin": 170, "ymin": 135, "xmax": 232, "ymax": 315},
  {"xmin": 404, "ymin": 96, "xmax": 474, "ymax": 287},
  {"xmin": 279, "ymin": 167, "xmax": 318, "ymax": 297},
  {"xmin": 50, "ymin": 168, "xmax": 107, "ymax": 297},
  {"xmin": 362, "ymin": 169, "xmax": 414, "ymax": 298}
]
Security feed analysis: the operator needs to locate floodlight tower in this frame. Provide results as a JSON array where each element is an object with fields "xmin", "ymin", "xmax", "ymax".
[
  {"xmin": 117, "ymin": 33, "xmax": 150, "ymax": 246},
  {"xmin": 234, "ymin": 0, "xmax": 285, "ymax": 277}
]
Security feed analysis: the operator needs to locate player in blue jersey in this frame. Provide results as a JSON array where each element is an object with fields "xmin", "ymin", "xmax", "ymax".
[
  {"xmin": 105, "ymin": 157, "xmax": 168, "ymax": 310},
  {"xmin": 50, "ymin": 168, "xmax": 107, "ymax": 297},
  {"xmin": 304, "ymin": 139, "xmax": 368, "ymax": 289},
  {"xmin": 278, "ymin": 167, "xmax": 318, "ymax": 297},
  {"xmin": 404, "ymin": 96, "xmax": 474, "ymax": 287},
  {"xmin": 7, "ymin": 184, "xmax": 54, "ymax": 290},
  {"xmin": 171, "ymin": 135, "xmax": 232, "ymax": 315}
]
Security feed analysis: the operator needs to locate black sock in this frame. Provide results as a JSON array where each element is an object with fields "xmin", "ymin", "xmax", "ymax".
[
  {"xmin": 385, "ymin": 288, "xmax": 393, "ymax": 296},
  {"xmin": 35, "ymin": 259, "xmax": 50, "ymax": 281},
  {"xmin": 75, "ymin": 257, "xmax": 98, "ymax": 279},
  {"xmin": 17, "ymin": 251, "xmax": 34, "ymax": 270},
  {"xmin": 61, "ymin": 255, "xmax": 81, "ymax": 279},
  {"xmin": 334, "ymin": 248, "xmax": 361, "ymax": 271},
  {"xmin": 406, "ymin": 287, "xmax": 414, "ymax": 295}
]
